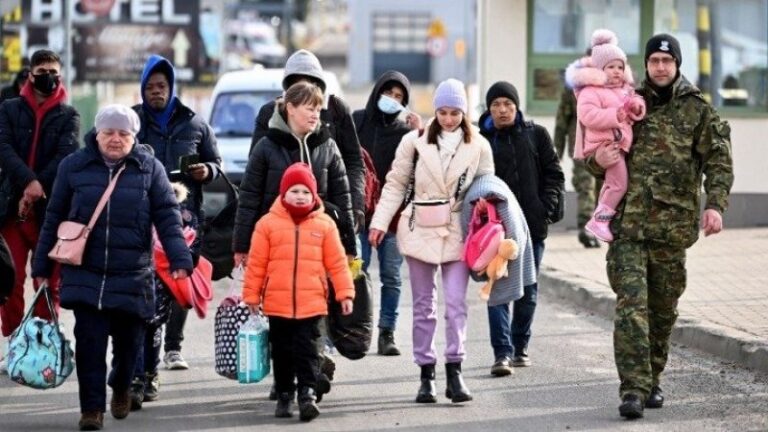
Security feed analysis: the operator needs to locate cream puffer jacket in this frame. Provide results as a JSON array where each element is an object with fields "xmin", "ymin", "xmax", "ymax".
[{"xmin": 370, "ymin": 123, "xmax": 494, "ymax": 264}]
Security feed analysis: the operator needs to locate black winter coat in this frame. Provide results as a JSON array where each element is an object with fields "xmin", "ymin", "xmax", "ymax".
[
  {"xmin": 0, "ymin": 97, "xmax": 80, "ymax": 220},
  {"xmin": 479, "ymin": 111, "xmax": 565, "ymax": 241},
  {"xmin": 352, "ymin": 70, "xmax": 412, "ymax": 187},
  {"xmin": 32, "ymin": 134, "xmax": 193, "ymax": 319},
  {"xmin": 249, "ymin": 96, "xmax": 364, "ymax": 216},
  {"xmin": 133, "ymin": 101, "xmax": 221, "ymax": 221},
  {"xmin": 234, "ymin": 111, "xmax": 356, "ymax": 255}
]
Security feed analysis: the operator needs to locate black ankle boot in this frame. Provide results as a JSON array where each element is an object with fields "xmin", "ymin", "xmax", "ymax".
[
  {"xmin": 445, "ymin": 362, "xmax": 472, "ymax": 403},
  {"xmin": 275, "ymin": 392, "xmax": 294, "ymax": 418},
  {"xmin": 297, "ymin": 387, "xmax": 320, "ymax": 422},
  {"xmin": 378, "ymin": 329, "xmax": 401, "ymax": 356},
  {"xmin": 619, "ymin": 393, "xmax": 644, "ymax": 419},
  {"xmin": 415, "ymin": 364, "xmax": 437, "ymax": 403}
]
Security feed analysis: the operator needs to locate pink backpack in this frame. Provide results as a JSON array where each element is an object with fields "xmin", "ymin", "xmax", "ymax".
[{"xmin": 463, "ymin": 200, "xmax": 504, "ymax": 272}]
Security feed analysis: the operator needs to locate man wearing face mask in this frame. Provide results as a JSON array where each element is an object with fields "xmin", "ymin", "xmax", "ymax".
[
  {"xmin": 0, "ymin": 49, "xmax": 80, "ymax": 362},
  {"xmin": 352, "ymin": 70, "xmax": 421, "ymax": 356}
]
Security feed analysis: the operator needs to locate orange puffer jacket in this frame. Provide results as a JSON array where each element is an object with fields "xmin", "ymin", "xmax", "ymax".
[{"xmin": 242, "ymin": 198, "xmax": 355, "ymax": 319}]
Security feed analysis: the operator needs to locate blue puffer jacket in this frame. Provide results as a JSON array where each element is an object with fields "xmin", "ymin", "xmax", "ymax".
[{"xmin": 32, "ymin": 133, "xmax": 193, "ymax": 319}]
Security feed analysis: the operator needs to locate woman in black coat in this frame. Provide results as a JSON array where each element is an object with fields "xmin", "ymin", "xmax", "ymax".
[{"xmin": 32, "ymin": 105, "xmax": 192, "ymax": 431}]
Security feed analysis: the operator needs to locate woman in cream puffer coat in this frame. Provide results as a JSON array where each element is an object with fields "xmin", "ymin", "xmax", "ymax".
[{"xmin": 369, "ymin": 79, "xmax": 494, "ymax": 404}]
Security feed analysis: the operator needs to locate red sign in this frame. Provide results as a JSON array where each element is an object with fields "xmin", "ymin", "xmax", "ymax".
[{"xmin": 80, "ymin": 0, "xmax": 116, "ymax": 16}]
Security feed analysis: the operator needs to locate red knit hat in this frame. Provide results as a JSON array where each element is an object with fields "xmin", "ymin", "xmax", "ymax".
[{"xmin": 280, "ymin": 163, "xmax": 318, "ymax": 199}]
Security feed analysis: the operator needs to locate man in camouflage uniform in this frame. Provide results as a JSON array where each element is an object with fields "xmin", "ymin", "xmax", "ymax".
[
  {"xmin": 591, "ymin": 34, "xmax": 733, "ymax": 419},
  {"xmin": 554, "ymin": 86, "xmax": 601, "ymax": 248}
]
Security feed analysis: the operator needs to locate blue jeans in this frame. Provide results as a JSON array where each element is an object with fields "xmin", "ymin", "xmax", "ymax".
[
  {"xmin": 359, "ymin": 228, "xmax": 403, "ymax": 331},
  {"xmin": 487, "ymin": 240, "xmax": 545, "ymax": 359}
]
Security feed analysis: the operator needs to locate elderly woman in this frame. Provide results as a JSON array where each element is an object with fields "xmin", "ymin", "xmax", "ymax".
[{"xmin": 32, "ymin": 104, "xmax": 192, "ymax": 431}]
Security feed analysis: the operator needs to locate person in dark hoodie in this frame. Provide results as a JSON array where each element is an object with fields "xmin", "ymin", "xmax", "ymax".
[
  {"xmin": 132, "ymin": 54, "xmax": 221, "ymax": 381},
  {"xmin": 478, "ymin": 81, "xmax": 564, "ymax": 372},
  {"xmin": 0, "ymin": 67, "xmax": 30, "ymax": 104},
  {"xmin": 244, "ymin": 49, "xmax": 365, "ymax": 240},
  {"xmin": 352, "ymin": 70, "xmax": 421, "ymax": 356},
  {"xmin": 0, "ymin": 50, "xmax": 79, "ymax": 355}
]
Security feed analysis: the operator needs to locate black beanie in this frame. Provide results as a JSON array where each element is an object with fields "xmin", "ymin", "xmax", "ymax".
[
  {"xmin": 644, "ymin": 33, "xmax": 682, "ymax": 66},
  {"xmin": 485, "ymin": 81, "xmax": 520, "ymax": 109}
]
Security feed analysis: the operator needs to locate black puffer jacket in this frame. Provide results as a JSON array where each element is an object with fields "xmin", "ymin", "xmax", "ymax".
[
  {"xmin": 352, "ymin": 70, "xmax": 412, "ymax": 187},
  {"xmin": 235, "ymin": 108, "xmax": 356, "ymax": 255},
  {"xmin": 250, "ymin": 96, "xmax": 364, "ymax": 216},
  {"xmin": 479, "ymin": 111, "xmax": 565, "ymax": 241},
  {"xmin": 0, "ymin": 97, "xmax": 79, "ymax": 219}
]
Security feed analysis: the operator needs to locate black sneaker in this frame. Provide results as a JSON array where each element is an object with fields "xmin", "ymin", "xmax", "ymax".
[
  {"xmin": 129, "ymin": 378, "xmax": 144, "ymax": 411},
  {"xmin": 619, "ymin": 394, "xmax": 644, "ymax": 419},
  {"xmin": 143, "ymin": 372, "xmax": 159, "ymax": 402},
  {"xmin": 319, "ymin": 354, "xmax": 336, "ymax": 381},
  {"xmin": 511, "ymin": 348, "xmax": 531, "ymax": 367}
]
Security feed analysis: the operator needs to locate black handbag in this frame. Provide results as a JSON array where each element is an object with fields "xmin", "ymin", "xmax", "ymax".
[
  {"xmin": 327, "ymin": 273, "xmax": 373, "ymax": 360},
  {"xmin": 201, "ymin": 172, "xmax": 238, "ymax": 281}
]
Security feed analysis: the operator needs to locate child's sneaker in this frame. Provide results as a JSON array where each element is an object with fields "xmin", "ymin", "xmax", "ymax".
[{"xmin": 163, "ymin": 351, "xmax": 189, "ymax": 370}]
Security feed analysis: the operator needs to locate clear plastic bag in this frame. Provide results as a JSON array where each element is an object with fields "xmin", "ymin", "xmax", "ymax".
[{"xmin": 237, "ymin": 313, "xmax": 270, "ymax": 384}]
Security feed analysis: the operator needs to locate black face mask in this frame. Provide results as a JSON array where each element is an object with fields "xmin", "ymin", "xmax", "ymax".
[{"xmin": 32, "ymin": 73, "xmax": 60, "ymax": 95}]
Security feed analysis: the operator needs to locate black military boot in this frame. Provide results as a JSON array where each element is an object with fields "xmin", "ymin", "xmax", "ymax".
[
  {"xmin": 578, "ymin": 229, "xmax": 601, "ymax": 248},
  {"xmin": 444, "ymin": 362, "xmax": 473, "ymax": 403},
  {"xmin": 619, "ymin": 393, "xmax": 644, "ymax": 419},
  {"xmin": 297, "ymin": 387, "xmax": 320, "ymax": 422},
  {"xmin": 645, "ymin": 386, "xmax": 664, "ymax": 408},
  {"xmin": 378, "ymin": 329, "xmax": 401, "ymax": 356},
  {"xmin": 274, "ymin": 392, "xmax": 294, "ymax": 418},
  {"xmin": 415, "ymin": 364, "xmax": 437, "ymax": 403}
]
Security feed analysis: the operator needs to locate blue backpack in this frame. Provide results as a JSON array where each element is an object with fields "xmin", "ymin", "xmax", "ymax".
[{"xmin": 4, "ymin": 284, "xmax": 74, "ymax": 389}]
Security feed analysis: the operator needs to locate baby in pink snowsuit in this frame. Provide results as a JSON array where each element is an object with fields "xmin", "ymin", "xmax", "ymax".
[{"xmin": 566, "ymin": 29, "xmax": 646, "ymax": 242}]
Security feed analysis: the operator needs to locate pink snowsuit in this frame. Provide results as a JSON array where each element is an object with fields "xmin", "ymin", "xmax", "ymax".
[{"xmin": 566, "ymin": 57, "xmax": 645, "ymax": 210}]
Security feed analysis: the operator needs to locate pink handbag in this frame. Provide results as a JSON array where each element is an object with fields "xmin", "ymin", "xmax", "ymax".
[
  {"xmin": 463, "ymin": 199, "xmax": 504, "ymax": 272},
  {"xmin": 48, "ymin": 165, "xmax": 125, "ymax": 266}
]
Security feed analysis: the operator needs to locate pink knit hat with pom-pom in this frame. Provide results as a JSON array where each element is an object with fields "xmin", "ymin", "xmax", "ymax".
[{"xmin": 590, "ymin": 29, "xmax": 627, "ymax": 70}]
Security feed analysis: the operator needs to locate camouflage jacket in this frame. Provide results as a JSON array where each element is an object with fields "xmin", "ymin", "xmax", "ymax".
[
  {"xmin": 594, "ymin": 75, "xmax": 734, "ymax": 248},
  {"xmin": 553, "ymin": 89, "xmax": 577, "ymax": 159}
]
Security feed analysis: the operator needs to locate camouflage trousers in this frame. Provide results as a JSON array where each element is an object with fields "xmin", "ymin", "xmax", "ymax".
[
  {"xmin": 572, "ymin": 160, "xmax": 601, "ymax": 228},
  {"xmin": 606, "ymin": 240, "xmax": 687, "ymax": 399}
]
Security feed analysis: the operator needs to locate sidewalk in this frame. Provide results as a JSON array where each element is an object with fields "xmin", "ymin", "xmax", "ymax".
[{"xmin": 540, "ymin": 227, "xmax": 768, "ymax": 373}]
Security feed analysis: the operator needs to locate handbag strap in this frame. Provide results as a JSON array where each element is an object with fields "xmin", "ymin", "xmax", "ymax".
[
  {"xmin": 86, "ymin": 164, "xmax": 126, "ymax": 231},
  {"xmin": 18, "ymin": 283, "xmax": 59, "ymax": 329}
]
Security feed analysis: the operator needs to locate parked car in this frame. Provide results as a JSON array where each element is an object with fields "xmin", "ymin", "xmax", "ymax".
[{"xmin": 202, "ymin": 67, "xmax": 342, "ymax": 218}]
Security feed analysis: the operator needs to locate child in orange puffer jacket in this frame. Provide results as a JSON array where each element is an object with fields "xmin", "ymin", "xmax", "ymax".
[{"xmin": 242, "ymin": 162, "xmax": 354, "ymax": 422}]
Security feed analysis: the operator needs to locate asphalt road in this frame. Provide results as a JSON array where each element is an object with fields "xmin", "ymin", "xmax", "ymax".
[{"xmin": 1, "ymin": 265, "xmax": 767, "ymax": 431}]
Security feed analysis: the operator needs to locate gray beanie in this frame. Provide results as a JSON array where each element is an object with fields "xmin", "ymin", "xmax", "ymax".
[
  {"xmin": 283, "ymin": 49, "xmax": 326, "ymax": 92},
  {"xmin": 95, "ymin": 104, "xmax": 140, "ymax": 135}
]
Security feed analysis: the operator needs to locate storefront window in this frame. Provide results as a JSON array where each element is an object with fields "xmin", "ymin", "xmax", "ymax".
[
  {"xmin": 532, "ymin": 0, "xmax": 641, "ymax": 54},
  {"xmin": 655, "ymin": 0, "xmax": 768, "ymax": 110}
]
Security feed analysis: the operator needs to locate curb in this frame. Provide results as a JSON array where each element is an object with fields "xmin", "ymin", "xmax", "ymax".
[{"xmin": 540, "ymin": 267, "xmax": 768, "ymax": 374}]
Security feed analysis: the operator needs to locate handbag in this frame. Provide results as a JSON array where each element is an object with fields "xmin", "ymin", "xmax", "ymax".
[
  {"xmin": 408, "ymin": 168, "xmax": 468, "ymax": 231},
  {"xmin": 463, "ymin": 199, "xmax": 505, "ymax": 272},
  {"xmin": 214, "ymin": 266, "xmax": 251, "ymax": 380},
  {"xmin": 48, "ymin": 164, "xmax": 126, "ymax": 266},
  {"xmin": 327, "ymin": 272, "xmax": 374, "ymax": 360},
  {"xmin": 5, "ymin": 283, "xmax": 74, "ymax": 389},
  {"xmin": 201, "ymin": 172, "xmax": 239, "ymax": 281}
]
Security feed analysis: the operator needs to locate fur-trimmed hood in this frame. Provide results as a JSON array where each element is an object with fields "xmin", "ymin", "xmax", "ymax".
[
  {"xmin": 170, "ymin": 182, "xmax": 189, "ymax": 204},
  {"xmin": 565, "ymin": 56, "xmax": 635, "ymax": 91}
]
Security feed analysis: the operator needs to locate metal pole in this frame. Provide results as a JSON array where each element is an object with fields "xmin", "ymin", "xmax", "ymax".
[{"xmin": 64, "ymin": 0, "xmax": 73, "ymax": 101}]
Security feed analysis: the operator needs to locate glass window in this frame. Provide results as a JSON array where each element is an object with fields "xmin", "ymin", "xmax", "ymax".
[
  {"xmin": 210, "ymin": 91, "xmax": 280, "ymax": 137},
  {"xmin": 655, "ymin": 0, "xmax": 768, "ymax": 110},
  {"xmin": 532, "ymin": 0, "xmax": 642, "ymax": 54}
]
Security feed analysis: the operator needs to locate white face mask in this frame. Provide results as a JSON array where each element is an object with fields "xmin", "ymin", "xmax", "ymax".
[{"xmin": 377, "ymin": 94, "xmax": 404, "ymax": 114}]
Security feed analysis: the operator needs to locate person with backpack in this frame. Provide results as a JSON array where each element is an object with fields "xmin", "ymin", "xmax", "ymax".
[
  {"xmin": 353, "ymin": 70, "xmax": 422, "ymax": 356},
  {"xmin": 478, "ymin": 81, "xmax": 565, "ymax": 371},
  {"xmin": 369, "ymin": 79, "xmax": 494, "ymax": 404}
]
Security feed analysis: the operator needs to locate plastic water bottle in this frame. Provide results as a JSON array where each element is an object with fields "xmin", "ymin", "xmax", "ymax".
[{"xmin": 237, "ymin": 314, "xmax": 270, "ymax": 384}]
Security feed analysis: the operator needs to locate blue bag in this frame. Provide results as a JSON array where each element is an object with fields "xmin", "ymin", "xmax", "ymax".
[
  {"xmin": 4, "ymin": 283, "xmax": 74, "ymax": 389},
  {"xmin": 236, "ymin": 313, "xmax": 270, "ymax": 384}
]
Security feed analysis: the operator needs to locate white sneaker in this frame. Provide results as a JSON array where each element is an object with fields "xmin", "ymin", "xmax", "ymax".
[{"xmin": 163, "ymin": 351, "xmax": 189, "ymax": 370}]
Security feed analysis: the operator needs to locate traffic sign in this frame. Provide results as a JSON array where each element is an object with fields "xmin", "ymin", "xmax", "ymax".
[{"xmin": 426, "ymin": 36, "xmax": 447, "ymax": 57}]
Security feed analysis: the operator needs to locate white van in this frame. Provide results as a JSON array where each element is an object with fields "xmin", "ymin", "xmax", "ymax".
[{"xmin": 203, "ymin": 67, "xmax": 342, "ymax": 216}]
